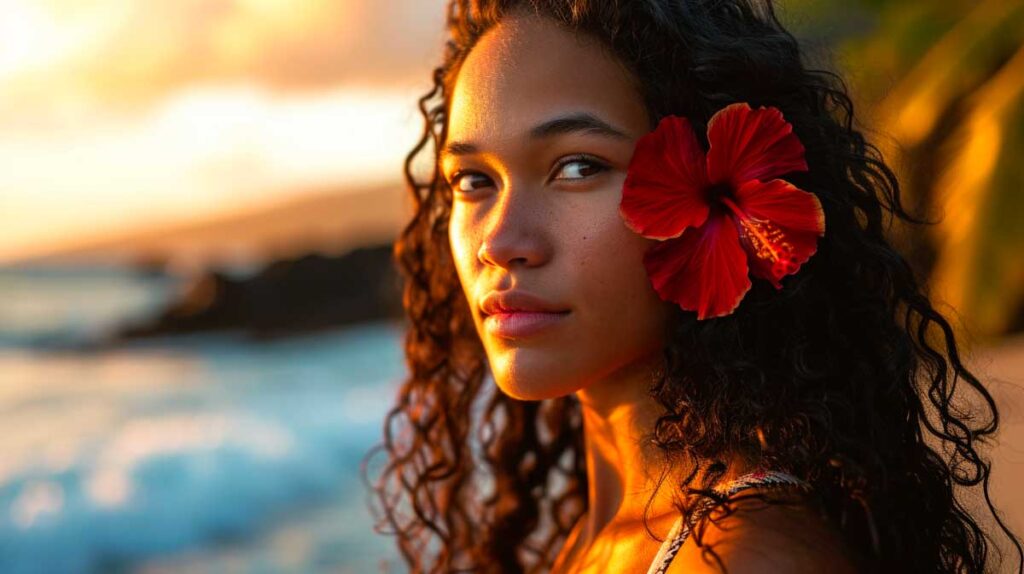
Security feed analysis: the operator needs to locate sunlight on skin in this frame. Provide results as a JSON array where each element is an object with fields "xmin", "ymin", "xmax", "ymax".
[{"xmin": 442, "ymin": 10, "xmax": 776, "ymax": 573}]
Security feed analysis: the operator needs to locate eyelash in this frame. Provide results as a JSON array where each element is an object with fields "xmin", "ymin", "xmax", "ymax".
[{"xmin": 447, "ymin": 154, "xmax": 609, "ymax": 194}]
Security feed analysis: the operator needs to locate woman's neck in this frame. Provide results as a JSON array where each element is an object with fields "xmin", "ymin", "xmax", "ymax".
[
  {"xmin": 572, "ymin": 352, "xmax": 756, "ymax": 547},
  {"xmin": 573, "ymin": 352, "xmax": 683, "ymax": 542}
]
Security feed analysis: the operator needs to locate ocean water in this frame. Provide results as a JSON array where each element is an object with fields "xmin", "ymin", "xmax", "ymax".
[
  {"xmin": 6, "ymin": 266, "xmax": 1024, "ymax": 573},
  {"xmin": 0, "ymin": 265, "xmax": 405, "ymax": 573}
]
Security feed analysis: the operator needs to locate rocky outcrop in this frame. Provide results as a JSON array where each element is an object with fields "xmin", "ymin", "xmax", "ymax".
[{"xmin": 114, "ymin": 243, "xmax": 402, "ymax": 341}]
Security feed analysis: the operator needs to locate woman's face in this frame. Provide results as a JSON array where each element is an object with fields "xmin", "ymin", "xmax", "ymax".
[{"xmin": 443, "ymin": 12, "xmax": 675, "ymax": 401}]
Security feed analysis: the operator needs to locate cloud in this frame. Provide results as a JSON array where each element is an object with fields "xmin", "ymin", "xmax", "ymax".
[
  {"xmin": 0, "ymin": 0, "xmax": 448, "ymax": 259},
  {"xmin": 1, "ymin": 0, "xmax": 448, "ymax": 110},
  {"xmin": 0, "ymin": 84, "xmax": 425, "ymax": 261}
]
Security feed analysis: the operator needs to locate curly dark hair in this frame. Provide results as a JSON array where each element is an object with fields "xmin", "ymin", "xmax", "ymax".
[{"xmin": 361, "ymin": 0, "xmax": 1024, "ymax": 572}]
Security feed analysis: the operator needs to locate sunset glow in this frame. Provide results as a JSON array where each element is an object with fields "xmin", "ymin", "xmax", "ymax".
[{"xmin": 0, "ymin": 0, "xmax": 445, "ymax": 262}]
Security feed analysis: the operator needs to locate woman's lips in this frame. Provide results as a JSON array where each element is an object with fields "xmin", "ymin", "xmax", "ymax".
[{"xmin": 484, "ymin": 310, "xmax": 570, "ymax": 339}]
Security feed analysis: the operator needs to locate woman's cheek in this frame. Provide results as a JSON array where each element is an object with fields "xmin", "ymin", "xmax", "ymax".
[{"xmin": 448, "ymin": 210, "xmax": 480, "ymax": 306}]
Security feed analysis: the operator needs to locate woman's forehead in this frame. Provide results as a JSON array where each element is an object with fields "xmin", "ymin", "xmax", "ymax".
[{"xmin": 445, "ymin": 12, "xmax": 649, "ymax": 150}]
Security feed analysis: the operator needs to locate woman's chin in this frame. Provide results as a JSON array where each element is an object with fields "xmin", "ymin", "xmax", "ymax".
[{"xmin": 494, "ymin": 375, "xmax": 582, "ymax": 402}]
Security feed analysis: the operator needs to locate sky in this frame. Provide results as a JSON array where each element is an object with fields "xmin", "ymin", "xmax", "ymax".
[{"xmin": 0, "ymin": 0, "xmax": 449, "ymax": 262}]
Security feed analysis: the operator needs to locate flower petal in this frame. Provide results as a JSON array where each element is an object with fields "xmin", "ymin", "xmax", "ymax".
[
  {"xmin": 620, "ymin": 115, "xmax": 710, "ymax": 240},
  {"xmin": 705, "ymin": 102, "xmax": 809, "ymax": 187},
  {"xmin": 725, "ymin": 178, "xmax": 825, "ymax": 289},
  {"xmin": 643, "ymin": 211, "xmax": 751, "ymax": 319}
]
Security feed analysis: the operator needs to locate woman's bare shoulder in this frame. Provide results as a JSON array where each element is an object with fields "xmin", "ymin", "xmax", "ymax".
[{"xmin": 666, "ymin": 493, "xmax": 863, "ymax": 574}]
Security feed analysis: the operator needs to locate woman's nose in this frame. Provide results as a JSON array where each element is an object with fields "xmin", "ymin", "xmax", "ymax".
[{"xmin": 476, "ymin": 183, "xmax": 552, "ymax": 269}]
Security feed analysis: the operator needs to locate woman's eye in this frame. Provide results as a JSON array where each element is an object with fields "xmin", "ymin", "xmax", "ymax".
[
  {"xmin": 449, "ymin": 172, "xmax": 492, "ymax": 194},
  {"xmin": 553, "ymin": 157, "xmax": 607, "ymax": 181},
  {"xmin": 447, "ymin": 157, "xmax": 607, "ymax": 194}
]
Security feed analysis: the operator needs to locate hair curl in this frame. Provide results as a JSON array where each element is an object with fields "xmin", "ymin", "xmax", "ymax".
[{"xmin": 361, "ymin": 0, "xmax": 1024, "ymax": 572}]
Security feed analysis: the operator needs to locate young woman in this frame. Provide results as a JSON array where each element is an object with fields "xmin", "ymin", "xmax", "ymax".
[{"xmin": 363, "ymin": 1, "xmax": 1024, "ymax": 572}]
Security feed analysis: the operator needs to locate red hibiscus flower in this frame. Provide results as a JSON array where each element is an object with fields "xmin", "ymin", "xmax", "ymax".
[{"xmin": 619, "ymin": 102, "xmax": 826, "ymax": 320}]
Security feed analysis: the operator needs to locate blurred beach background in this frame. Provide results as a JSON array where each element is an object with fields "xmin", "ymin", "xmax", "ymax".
[{"xmin": 1, "ymin": 0, "xmax": 1022, "ymax": 572}]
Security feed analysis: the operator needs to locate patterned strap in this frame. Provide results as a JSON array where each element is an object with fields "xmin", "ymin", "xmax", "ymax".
[{"xmin": 645, "ymin": 469, "xmax": 812, "ymax": 574}]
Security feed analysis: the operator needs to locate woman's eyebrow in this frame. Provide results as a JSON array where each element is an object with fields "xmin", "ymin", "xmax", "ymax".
[{"xmin": 441, "ymin": 112, "xmax": 631, "ymax": 160}]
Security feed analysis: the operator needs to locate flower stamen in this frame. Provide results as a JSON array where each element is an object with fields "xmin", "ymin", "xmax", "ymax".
[{"xmin": 720, "ymin": 196, "xmax": 798, "ymax": 277}]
